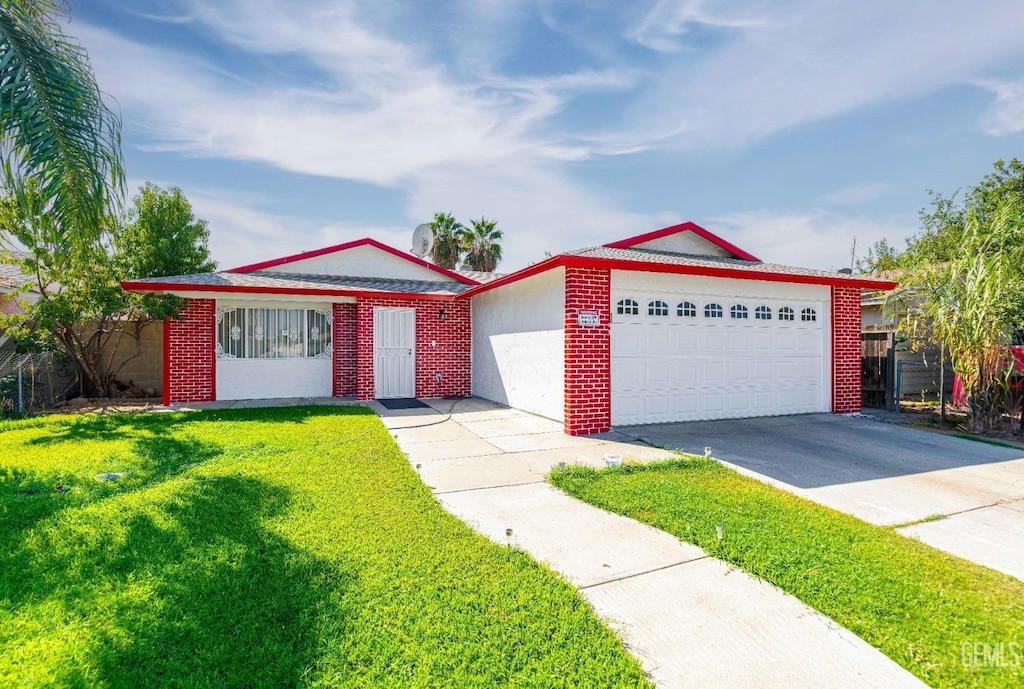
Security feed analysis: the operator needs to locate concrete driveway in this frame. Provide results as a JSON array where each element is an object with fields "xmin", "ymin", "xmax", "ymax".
[{"xmin": 619, "ymin": 414, "xmax": 1024, "ymax": 581}]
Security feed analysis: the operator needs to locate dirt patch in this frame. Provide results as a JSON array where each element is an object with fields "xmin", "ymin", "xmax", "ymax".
[{"xmin": 896, "ymin": 401, "xmax": 1024, "ymax": 448}]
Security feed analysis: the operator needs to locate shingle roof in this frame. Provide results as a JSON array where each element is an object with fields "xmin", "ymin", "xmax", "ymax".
[
  {"xmin": 126, "ymin": 270, "xmax": 473, "ymax": 296},
  {"xmin": 452, "ymin": 269, "xmax": 505, "ymax": 283},
  {"xmin": 565, "ymin": 246, "xmax": 894, "ymax": 285}
]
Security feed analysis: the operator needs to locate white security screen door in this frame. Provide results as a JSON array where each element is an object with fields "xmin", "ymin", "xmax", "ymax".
[{"xmin": 374, "ymin": 307, "xmax": 416, "ymax": 399}]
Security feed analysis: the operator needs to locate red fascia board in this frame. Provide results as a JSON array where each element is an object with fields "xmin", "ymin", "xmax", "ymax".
[
  {"xmin": 456, "ymin": 256, "xmax": 563, "ymax": 299},
  {"xmin": 560, "ymin": 255, "xmax": 898, "ymax": 289},
  {"xmin": 225, "ymin": 237, "xmax": 478, "ymax": 285},
  {"xmin": 458, "ymin": 255, "xmax": 896, "ymax": 297},
  {"xmin": 120, "ymin": 281, "xmax": 462, "ymax": 302},
  {"xmin": 604, "ymin": 221, "xmax": 761, "ymax": 262}
]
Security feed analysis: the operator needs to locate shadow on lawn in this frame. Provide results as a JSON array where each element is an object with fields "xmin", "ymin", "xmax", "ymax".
[
  {"xmin": 1, "ymin": 474, "xmax": 352, "ymax": 688},
  {"xmin": 1, "ymin": 434, "xmax": 224, "ymax": 543}
]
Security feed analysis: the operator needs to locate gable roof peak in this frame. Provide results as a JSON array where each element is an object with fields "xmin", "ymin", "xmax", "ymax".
[{"xmin": 604, "ymin": 221, "xmax": 760, "ymax": 262}]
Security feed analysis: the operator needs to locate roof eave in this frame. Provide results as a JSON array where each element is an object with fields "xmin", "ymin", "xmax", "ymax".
[
  {"xmin": 224, "ymin": 237, "xmax": 479, "ymax": 285},
  {"xmin": 119, "ymin": 280, "xmax": 464, "ymax": 302}
]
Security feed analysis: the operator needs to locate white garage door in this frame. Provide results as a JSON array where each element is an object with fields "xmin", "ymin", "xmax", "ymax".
[{"xmin": 611, "ymin": 294, "xmax": 828, "ymax": 425}]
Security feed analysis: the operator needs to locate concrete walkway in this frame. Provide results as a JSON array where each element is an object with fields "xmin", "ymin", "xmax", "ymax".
[{"xmin": 374, "ymin": 397, "xmax": 926, "ymax": 689}]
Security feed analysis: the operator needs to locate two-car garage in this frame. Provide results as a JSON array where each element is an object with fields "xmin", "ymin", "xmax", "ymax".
[{"xmin": 610, "ymin": 271, "xmax": 831, "ymax": 425}]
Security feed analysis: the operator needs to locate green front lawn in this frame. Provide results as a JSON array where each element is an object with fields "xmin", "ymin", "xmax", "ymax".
[
  {"xmin": 0, "ymin": 407, "xmax": 649, "ymax": 688},
  {"xmin": 551, "ymin": 458, "xmax": 1024, "ymax": 689}
]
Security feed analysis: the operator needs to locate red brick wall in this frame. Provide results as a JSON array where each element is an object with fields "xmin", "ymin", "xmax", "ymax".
[
  {"xmin": 164, "ymin": 298, "xmax": 215, "ymax": 405},
  {"xmin": 832, "ymin": 286, "xmax": 862, "ymax": 414},
  {"xmin": 333, "ymin": 303, "xmax": 357, "ymax": 396},
  {"xmin": 564, "ymin": 267, "xmax": 611, "ymax": 435},
  {"xmin": 355, "ymin": 297, "xmax": 471, "ymax": 400}
]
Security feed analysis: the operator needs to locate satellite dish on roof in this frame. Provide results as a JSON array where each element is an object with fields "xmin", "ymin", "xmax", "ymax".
[{"xmin": 411, "ymin": 223, "xmax": 434, "ymax": 258}]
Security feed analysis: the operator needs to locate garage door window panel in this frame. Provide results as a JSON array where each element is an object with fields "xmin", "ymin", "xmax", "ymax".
[
  {"xmin": 648, "ymin": 300, "xmax": 669, "ymax": 316},
  {"xmin": 779, "ymin": 307, "xmax": 795, "ymax": 321},
  {"xmin": 730, "ymin": 304, "xmax": 749, "ymax": 319},
  {"xmin": 617, "ymin": 299, "xmax": 639, "ymax": 315},
  {"xmin": 755, "ymin": 306, "xmax": 772, "ymax": 320},
  {"xmin": 801, "ymin": 307, "xmax": 817, "ymax": 322},
  {"xmin": 705, "ymin": 303, "xmax": 723, "ymax": 318},
  {"xmin": 677, "ymin": 301, "xmax": 696, "ymax": 318}
]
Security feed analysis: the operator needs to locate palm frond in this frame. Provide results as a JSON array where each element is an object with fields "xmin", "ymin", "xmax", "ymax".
[{"xmin": 0, "ymin": 0, "xmax": 123, "ymax": 238}]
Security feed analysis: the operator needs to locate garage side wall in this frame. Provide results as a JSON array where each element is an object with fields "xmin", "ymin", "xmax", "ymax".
[
  {"xmin": 564, "ymin": 267, "xmax": 611, "ymax": 435},
  {"xmin": 471, "ymin": 267, "xmax": 565, "ymax": 421},
  {"xmin": 164, "ymin": 298, "xmax": 215, "ymax": 405},
  {"xmin": 831, "ymin": 285, "xmax": 861, "ymax": 413},
  {"xmin": 356, "ymin": 297, "xmax": 471, "ymax": 400}
]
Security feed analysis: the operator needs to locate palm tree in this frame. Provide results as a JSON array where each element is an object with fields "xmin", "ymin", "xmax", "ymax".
[
  {"xmin": 428, "ymin": 211, "xmax": 464, "ymax": 270},
  {"xmin": 0, "ymin": 0, "xmax": 123, "ymax": 240},
  {"xmin": 462, "ymin": 216, "xmax": 503, "ymax": 272}
]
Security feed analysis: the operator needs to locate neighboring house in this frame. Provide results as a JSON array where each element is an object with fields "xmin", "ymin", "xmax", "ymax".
[
  {"xmin": 123, "ymin": 222, "xmax": 894, "ymax": 435},
  {"xmin": 861, "ymin": 290, "xmax": 953, "ymax": 407}
]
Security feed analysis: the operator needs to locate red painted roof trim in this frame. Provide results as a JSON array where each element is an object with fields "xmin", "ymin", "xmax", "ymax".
[
  {"xmin": 457, "ymin": 255, "xmax": 896, "ymax": 298},
  {"xmin": 561, "ymin": 255, "xmax": 898, "ymax": 289},
  {"xmin": 225, "ymin": 237, "xmax": 478, "ymax": 285},
  {"xmin": 604, "ymin": 221, "xmax": 761, "ymax": 262},
  {"xmin": 120, "ymin": 280, "xmax": 461, "ymax": 302}
]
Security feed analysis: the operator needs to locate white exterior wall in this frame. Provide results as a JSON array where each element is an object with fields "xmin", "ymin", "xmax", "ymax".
[
  {"xmin": 631, "ymin": 233, "xmax": 732, "ymax": 257},
  {"xmin": 262, "ymin": 244, "xmax": 454, "ymax": 281},
  {"xmin": 215, "ymin": 299, "xmax": 334, "ymax": 400},
  {"xmin": 217, "ymin": 359, "xmax": 333, "ymax": 400},
  {"xmin": 471, "ymin": 267, "xmax": 566, "ymax": 421}
]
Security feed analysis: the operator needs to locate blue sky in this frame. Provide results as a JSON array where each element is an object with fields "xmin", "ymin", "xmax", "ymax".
[{"xmin": 73, "ymin": 0, "xmax": 1024, "ymax": 272}]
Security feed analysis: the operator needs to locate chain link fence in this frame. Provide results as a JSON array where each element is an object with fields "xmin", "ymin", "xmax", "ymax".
[{"xmin": 0, "ymin": 351, "xmax": 80, "ymax": 417}]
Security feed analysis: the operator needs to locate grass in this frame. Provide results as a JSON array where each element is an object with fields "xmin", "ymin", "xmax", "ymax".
[
  {"xmin": 550, "ymin": 458, "xmax": 1024, "ymax": 689},
  {"xmin": 953, "ymin": 433, "xmax": 1024, "ymax": 449},
  {"xmin": 0, "ymin": 407, "xmax": 650, "ymax": 688}
]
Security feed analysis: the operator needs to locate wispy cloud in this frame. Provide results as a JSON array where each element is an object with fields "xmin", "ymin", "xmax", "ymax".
[
  {"xmin": 711, "ymin": 209, "xmax": 917, "ymax": 270},
  {"xmin": 976, "ymin": 77, "xmax": 1024, "ymax": 136},
  {"xmin": 623, "ymin": 0, "xmax": 1024, "ymax": 150},
  {"xmin": 630, "ymin": 0, "xmax": 770, "ymax": 52}
]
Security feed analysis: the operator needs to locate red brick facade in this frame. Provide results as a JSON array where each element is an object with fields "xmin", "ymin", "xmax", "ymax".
[
  {"xmin": 163, "ymin": 298, "xmax": 215, "ymax": 405},
  {"xmin": 564, "ymin": 267, "xmax": 612, "ymax": 435},
  {"xmin": 355, "ymin": 297, "xmax": 471, "ymax": 401},
  {"xmin": 831, "ymin": 285, "xmax": 862, "ymax": 414},
  {"xmin": 332, "ymin": 303, "xmax": 357, "ymax": 396}
]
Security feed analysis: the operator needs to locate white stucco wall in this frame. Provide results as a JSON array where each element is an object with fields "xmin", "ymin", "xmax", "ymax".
[
  {"xmin": 471, "ymin": 267, "xmax": 565, "ymax": 421},
  {"xmin": 262, "ymin": 244, "xmax": 454, "ymax": 281},
  {"xmin": 631, "ymin": 232, "xmax": 732, "ymax": 257},
  {"xmin": 217, "ymin": 359, "xmax": 333, "ymax": 400}
]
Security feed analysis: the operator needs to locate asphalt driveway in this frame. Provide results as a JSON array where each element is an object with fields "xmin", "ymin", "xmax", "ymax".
[{"xmin": 619, "ymin": 414, "xmax": 1024, "ymax": 581}]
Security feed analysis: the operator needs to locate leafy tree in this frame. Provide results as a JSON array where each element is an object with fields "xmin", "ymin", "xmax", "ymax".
[
  {"xmin": 427, "ymin": 211, "xmax": 464, "ymax": 270},
  {"xmin": 0, "ymin": 0, "xmax": 123, "ymax": 241},
  {"xmin": 886, "ymin": 199, "xmax": 1024, "ymax": 432},
  {"xmin": 116, "ymin": 182, "xmax": 214, "ymax": 277},
  {"xmin": 859, "ymin": 158, "xmax": 1024, "ymax": 272},
  {"xmin": 0, "ymin": 182, "xmax": 215, "ymax": 397},
  {"xmin": 854, "ymin": 237, "xmax": 900, "ymax": 274},
  {"xmin": 461, "ymin": 216, "xmax": 503, "ymax": 272}
]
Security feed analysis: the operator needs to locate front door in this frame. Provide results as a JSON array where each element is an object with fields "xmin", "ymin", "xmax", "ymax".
[{"xmin": 374, "ymin": 307, "xmax": 416, "ymax": 398}]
